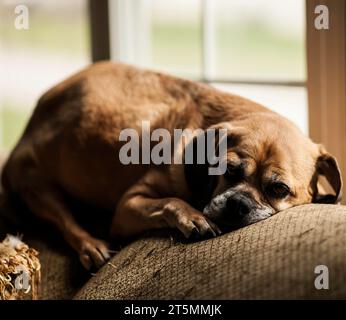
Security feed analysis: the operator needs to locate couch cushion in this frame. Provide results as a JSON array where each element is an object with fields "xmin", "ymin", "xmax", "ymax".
[{"xmin": 75, "ymin": 204, "xmax": 346, "ymax": 299}]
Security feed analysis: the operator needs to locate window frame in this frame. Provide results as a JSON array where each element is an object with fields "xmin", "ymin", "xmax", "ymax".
[
  {"xmin": 306, "ymin": 0, "xmax": 346, "ymax": 203},
  {"xmin": 199, "ymin": 0, "xmax": 306, "ymax": 87}
]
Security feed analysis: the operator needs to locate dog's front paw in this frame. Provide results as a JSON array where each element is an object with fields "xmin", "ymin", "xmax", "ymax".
[
  {"xmin": 78, "ymin": 237, "xmax": 111, "ymax": 271},
  {"xmin": 162, "ymin": 202, "xmax": 221, "ymax": 239}
]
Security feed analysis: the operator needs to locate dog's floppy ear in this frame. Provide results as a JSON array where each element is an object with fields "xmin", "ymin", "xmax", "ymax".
[
  {"xmin": 312, "ymin": 148, "xmax": 342, "ymax": 204},
  {"xmin": 184, "ymin": 131, "xmax": 217, "ymax": 210}
]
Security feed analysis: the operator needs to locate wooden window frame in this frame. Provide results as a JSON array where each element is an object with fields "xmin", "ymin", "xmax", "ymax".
[
  {"xmin": 306, "ymin": 0, "xmax": 346, "ymax": 203},
  {"xmin": 88, "ymin": 0, "xmax": 111, "ymax": 61}
]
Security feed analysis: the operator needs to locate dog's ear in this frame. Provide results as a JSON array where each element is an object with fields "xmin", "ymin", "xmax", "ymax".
[
  {"xmin": 184, "ymin": 131, "xmax": 218, "ymax": 210},
  {"xmin": 312, "ymin": 148, "xmax": 342, "ymax": 204},
  {"xmin": 183, "ymin": 124, "xmax": 241, "ymax": 209}
]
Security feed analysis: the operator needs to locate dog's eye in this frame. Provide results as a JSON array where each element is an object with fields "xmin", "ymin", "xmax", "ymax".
[
  {"xmin": 224, "ymin": 164, "xmax": 243, "ymax": 183},
  {"xmin": 267, "ymin": 182, "xmax": 290, "ymax": 198}
]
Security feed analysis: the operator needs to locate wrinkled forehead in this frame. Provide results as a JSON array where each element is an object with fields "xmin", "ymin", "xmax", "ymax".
[
  {"xmin": 227, "ymin": 143, "xmax": 283, "ymax": 176},
  {"xmin": 227, "ymin": 132, "xmax": 316, "ymax": 183}
]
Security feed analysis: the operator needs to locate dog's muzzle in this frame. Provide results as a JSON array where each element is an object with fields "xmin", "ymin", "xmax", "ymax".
[{"xmin": 203, "ymin": 190, "xmax": 273, "ymax": 228}]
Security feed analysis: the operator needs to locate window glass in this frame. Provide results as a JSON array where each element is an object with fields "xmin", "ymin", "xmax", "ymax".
[
  {"xmin": 150, "ymin": 0, "xmax": 202, "ymax": 78},
  {"xmin": 213, "ymin": 0, "xmax": 306, "ymax": 81},
  {"xmin": 0, "ymin": 0, "xmax": 89, "ymax": 149}
]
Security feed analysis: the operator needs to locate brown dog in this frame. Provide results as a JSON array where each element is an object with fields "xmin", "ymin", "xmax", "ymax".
[{"xmin": 1, "ymin": 62, "xmax": 342, "ymax": 270}]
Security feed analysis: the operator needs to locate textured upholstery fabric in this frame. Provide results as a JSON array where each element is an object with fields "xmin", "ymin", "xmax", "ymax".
[
  {"xmin": 2, "ymin": 198, "xmax": 346, "ymax": 299},
  {"xmin": 26, "ymin": 232, "xmax": 89, "ymax": 299},
  {"xmin": 75, "ymin": 204, "xmax": 346, "ymax": 300}
]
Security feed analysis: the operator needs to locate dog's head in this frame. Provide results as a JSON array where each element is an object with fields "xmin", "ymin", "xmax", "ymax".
[{"xmin": 184, "ymin": 112, "xmax": 342, "ymax": 230}]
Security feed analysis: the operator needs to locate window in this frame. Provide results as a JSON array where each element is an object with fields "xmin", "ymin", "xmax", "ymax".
[
  {"xmin": 0, "ymin": 0, "xmax": 90, "ymax": 150},
  {"xmin": 106, "ymin": 0, "xmax": 307, "ymax": 133},
  {"xmin": 306, "ymin": 0, "xmax": 346, "ymax": 202},
  {"xmin": 1, "ymin": 1, "xmax": 345, "ymax": 200}
]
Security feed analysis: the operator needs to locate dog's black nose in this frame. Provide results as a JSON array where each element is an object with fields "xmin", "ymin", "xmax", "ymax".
[{"xmin": 226, "ymin": 195, "xmax": 252, "ymax": 218}]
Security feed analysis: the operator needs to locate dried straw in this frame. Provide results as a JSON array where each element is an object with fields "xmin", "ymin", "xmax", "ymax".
[{"xmin": 0, "ymin": 235, "xmax": 41, "ymax": 300}]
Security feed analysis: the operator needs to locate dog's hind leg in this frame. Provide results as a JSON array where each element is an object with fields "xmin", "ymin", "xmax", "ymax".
[
  {"xmin": 5, "ymin": 155, "xmax": 111, "ymax": 270},
  {"xmin": 24, "ymin": 187, "xmax": 110, "ymax": 269}
]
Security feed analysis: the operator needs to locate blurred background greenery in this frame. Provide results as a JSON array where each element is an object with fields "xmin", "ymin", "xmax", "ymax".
[
  {"xmin": 0, "ymin": 0, "xmax": 306, "ymax": 150},
  {"xmin": 0, "ymin": 0, "xmax": 89, "ymax": 149}
]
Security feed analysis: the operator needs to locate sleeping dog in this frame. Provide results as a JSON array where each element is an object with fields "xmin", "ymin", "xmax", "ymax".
[{"xmin": 2, "ymin": 62, "xmax": 342, "ymax": 270}]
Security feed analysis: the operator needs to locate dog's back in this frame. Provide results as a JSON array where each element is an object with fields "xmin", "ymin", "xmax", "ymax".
[{"xmin": 2, "ymin": 62, "xmax": 267, "ymax": 209}]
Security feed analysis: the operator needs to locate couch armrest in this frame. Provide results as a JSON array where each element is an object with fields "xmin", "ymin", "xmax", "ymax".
[{"xmin": 75, "ymin": 204, "xmax": 346, "ymax": 299}]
